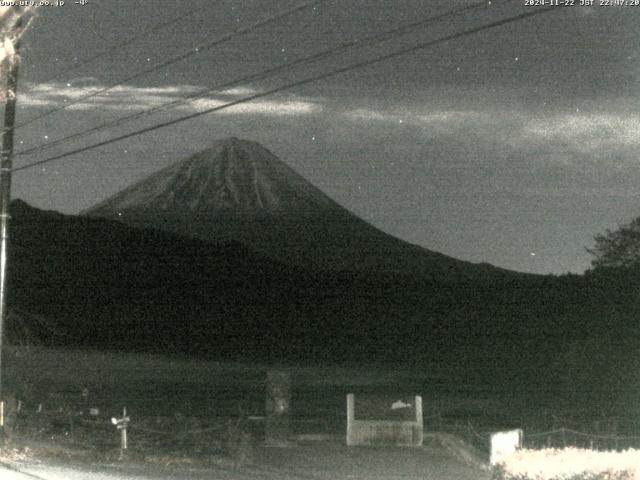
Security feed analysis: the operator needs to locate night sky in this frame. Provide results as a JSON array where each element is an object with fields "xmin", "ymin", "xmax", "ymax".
[{"xmin": 11, "ymin": 0, "xmax": 640, "ymax": 274}]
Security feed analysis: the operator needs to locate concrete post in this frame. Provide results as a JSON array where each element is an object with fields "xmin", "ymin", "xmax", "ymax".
[
  {"xmin": 265, "ymin": 370, "xmax": 290, "ymax": 446},
  {"xmin": 346, "ymin": 393, "xmax": 355, "ymax": 446}
]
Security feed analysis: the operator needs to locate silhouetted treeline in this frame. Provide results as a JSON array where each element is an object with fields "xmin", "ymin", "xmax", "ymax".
[{"xmin": 6, "ymin": 200, "xmax": 640, "ymax": 414}]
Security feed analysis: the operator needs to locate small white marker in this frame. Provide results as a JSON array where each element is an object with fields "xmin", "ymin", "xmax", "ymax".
[{"xmin": 391, "ymin": 400, "xmax": 412, "ymax": 410}]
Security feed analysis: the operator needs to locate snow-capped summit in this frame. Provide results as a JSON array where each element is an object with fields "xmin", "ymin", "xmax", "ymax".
[{"xmin": 87, "ymin": 137, "xmax": 340, "ymax": 215}]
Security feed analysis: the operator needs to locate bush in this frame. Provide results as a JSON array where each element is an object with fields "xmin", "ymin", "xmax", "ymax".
[
  {"xmin": 493, "ymin": 448, "xmax": 638, "ymax": 480},
  {"xmin": 223, "ymin": 417, "xmax": 254, "ymax": 468}
]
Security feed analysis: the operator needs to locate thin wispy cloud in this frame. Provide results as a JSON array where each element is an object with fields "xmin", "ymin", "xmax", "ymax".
[
  {"xmin": 343, "ymin": 104, "xmax": 640, "ymax": 158},
  {"xmin": 19, "ymin": 82, "xmax": 321, "ymax": 117},
  {"xmin": 186, "ymin": 97, "xmax": 321, "ymax": 116},
  {"xmin": 524, "ymin": 114, "xmax": 640, "ymax": 150},
  {"xmin": 218, "ymin": 86, "xmax": 261, "ymax": 96},
  {"xmin": 345, "ymin": 107, "xmax": 485, "ymax": 126}
]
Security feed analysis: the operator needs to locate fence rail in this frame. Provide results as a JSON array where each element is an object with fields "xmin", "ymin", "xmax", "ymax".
[
  {"xmin": 5, "ymin": 388, "xmax": 640, "ymax": 459},
  {"xmin": 456, "ymin": 417, "xmax": 640, "ymax": 454}
]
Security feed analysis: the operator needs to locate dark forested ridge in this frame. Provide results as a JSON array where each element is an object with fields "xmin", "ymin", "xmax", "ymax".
[{"xmin": 6, "ymin": 199, "xmax": 640, "ymax": 406}]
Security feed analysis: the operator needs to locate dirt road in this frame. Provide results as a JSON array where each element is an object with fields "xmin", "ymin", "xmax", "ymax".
[{"xmin": 2, "ymin": 440, "xmax": 490, "ymax": 480}]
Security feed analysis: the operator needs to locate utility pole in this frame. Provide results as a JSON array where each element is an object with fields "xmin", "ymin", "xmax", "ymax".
[{"xmin": 0, "ymin": 13, "xmax": 22, "ymax": 435}]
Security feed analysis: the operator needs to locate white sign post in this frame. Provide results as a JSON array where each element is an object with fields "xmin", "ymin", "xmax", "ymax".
[
  {"xmin": 111, "ymin": 407, "xmax": 130, "ymax": 459},
  {"xmin": 490, "ymin": 429, "xmax": 523, "ymax": 465}
]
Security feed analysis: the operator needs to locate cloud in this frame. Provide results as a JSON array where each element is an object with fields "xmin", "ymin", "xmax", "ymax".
[
  {"xmin": 345, "ymin": 108, "xmax": 390, "ymax": 122},
  {"xmin": 186, "ymin": 97, "xmax": 321, "ymax": 116},
  {"xmin": 218, "ymin": 86, "xmax": 261, "ymax": 97},
  {"xmin": 19, "ymin": 82, "xmax": 320, "ymax": 117},
  {"xmin": 523, "ymin": 113, "xmax": 640, "ymax": 150},
  {"xmin": 416, "ymin": 111, "xmax": 485, "ymax": 124},
  {"xmin": 343, "ymin": 107, "xmax": 489, "ymax": 135},
  {"xmin": 21, "ymin": 82, "xmax": 198, "ymax": 110},
  {"xmin": 66, "ymin": 76, "xmax": 101, "ymax": 85},
  {"xmin": 342, "ymin": 103, "xmax": 640, "ymax": 159}
]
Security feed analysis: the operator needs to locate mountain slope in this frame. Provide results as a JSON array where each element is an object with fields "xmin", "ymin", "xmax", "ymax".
[
  {"xmin": 83, "ymin": 137, "xmax": 521, "ymax": 282},
  {"xmin": 8, "ymin": 200, "xmax": 495, "ymax": 363}
]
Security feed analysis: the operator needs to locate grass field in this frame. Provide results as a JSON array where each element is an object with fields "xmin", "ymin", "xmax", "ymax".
[
  {"xmin": 0, "ymin": 345, "xmax": 630, "ymax": 479},
  {"xmin": 0, "ymin": 345, "xmax": 548, "ymax": 423},
  {"xmin": 0, "ymin": 345, "xmax": 497, "ymax": 478}
]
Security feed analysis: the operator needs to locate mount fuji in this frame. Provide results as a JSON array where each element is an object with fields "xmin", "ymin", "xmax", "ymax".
[{"xmin": 83, "ymin": 137, "xmax": 517, "ymax": 282}]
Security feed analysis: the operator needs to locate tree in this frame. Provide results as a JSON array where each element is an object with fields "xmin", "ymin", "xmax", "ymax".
[{"xmin": 587, "ymin": 217, "xmax": 640, "ymax": 269}]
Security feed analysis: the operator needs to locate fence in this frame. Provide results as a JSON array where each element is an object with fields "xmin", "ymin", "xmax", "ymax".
[
  {"xmin": 524, "ymin": 427, "xmax": 640, "ymax": 451},
  {"xmin": 346, "ymin": 394, "xmax": 423, "ymax": 446},
  {"xmin": 12, "ymin": 400, "xmax": 640, "ymax": 457},
  {"xmin": 4, "ymin": 368, "xmax": 640, "ymax": 461},
  {"xmin": 6, "ymin": 403, "xmax": 260, "ymax": 463},
  {"xmin": 456, "ymin": 416, "xmax": 640, "ymax": 458}
]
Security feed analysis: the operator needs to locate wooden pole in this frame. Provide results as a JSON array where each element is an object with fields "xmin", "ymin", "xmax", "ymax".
[
  {"xmin": 0, "ymin": 15, "xmax": 22, "ymax": 440},
  {"xmin": 121, "ymin": 407, "xmax": 128, "ymax": 452}
]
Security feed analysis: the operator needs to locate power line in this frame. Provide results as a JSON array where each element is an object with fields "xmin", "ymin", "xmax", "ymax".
[
  {"xmin": 13, "ymin": 5, "xmax": 559, "ymax": 174},
  {"xmin": 15, "ymin": 4, "xmax": 557, "ymax": 173},
  {"xmin": 37, "ymin": 7, "xmax": 199, "ymax": 85},
  {"xmin": 13, "ymin": 0, "xmax": 323, "ymax": 130},
  {"xmin": 16, "ymin": 0, "xmax": 506, "ymax": 158}
]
